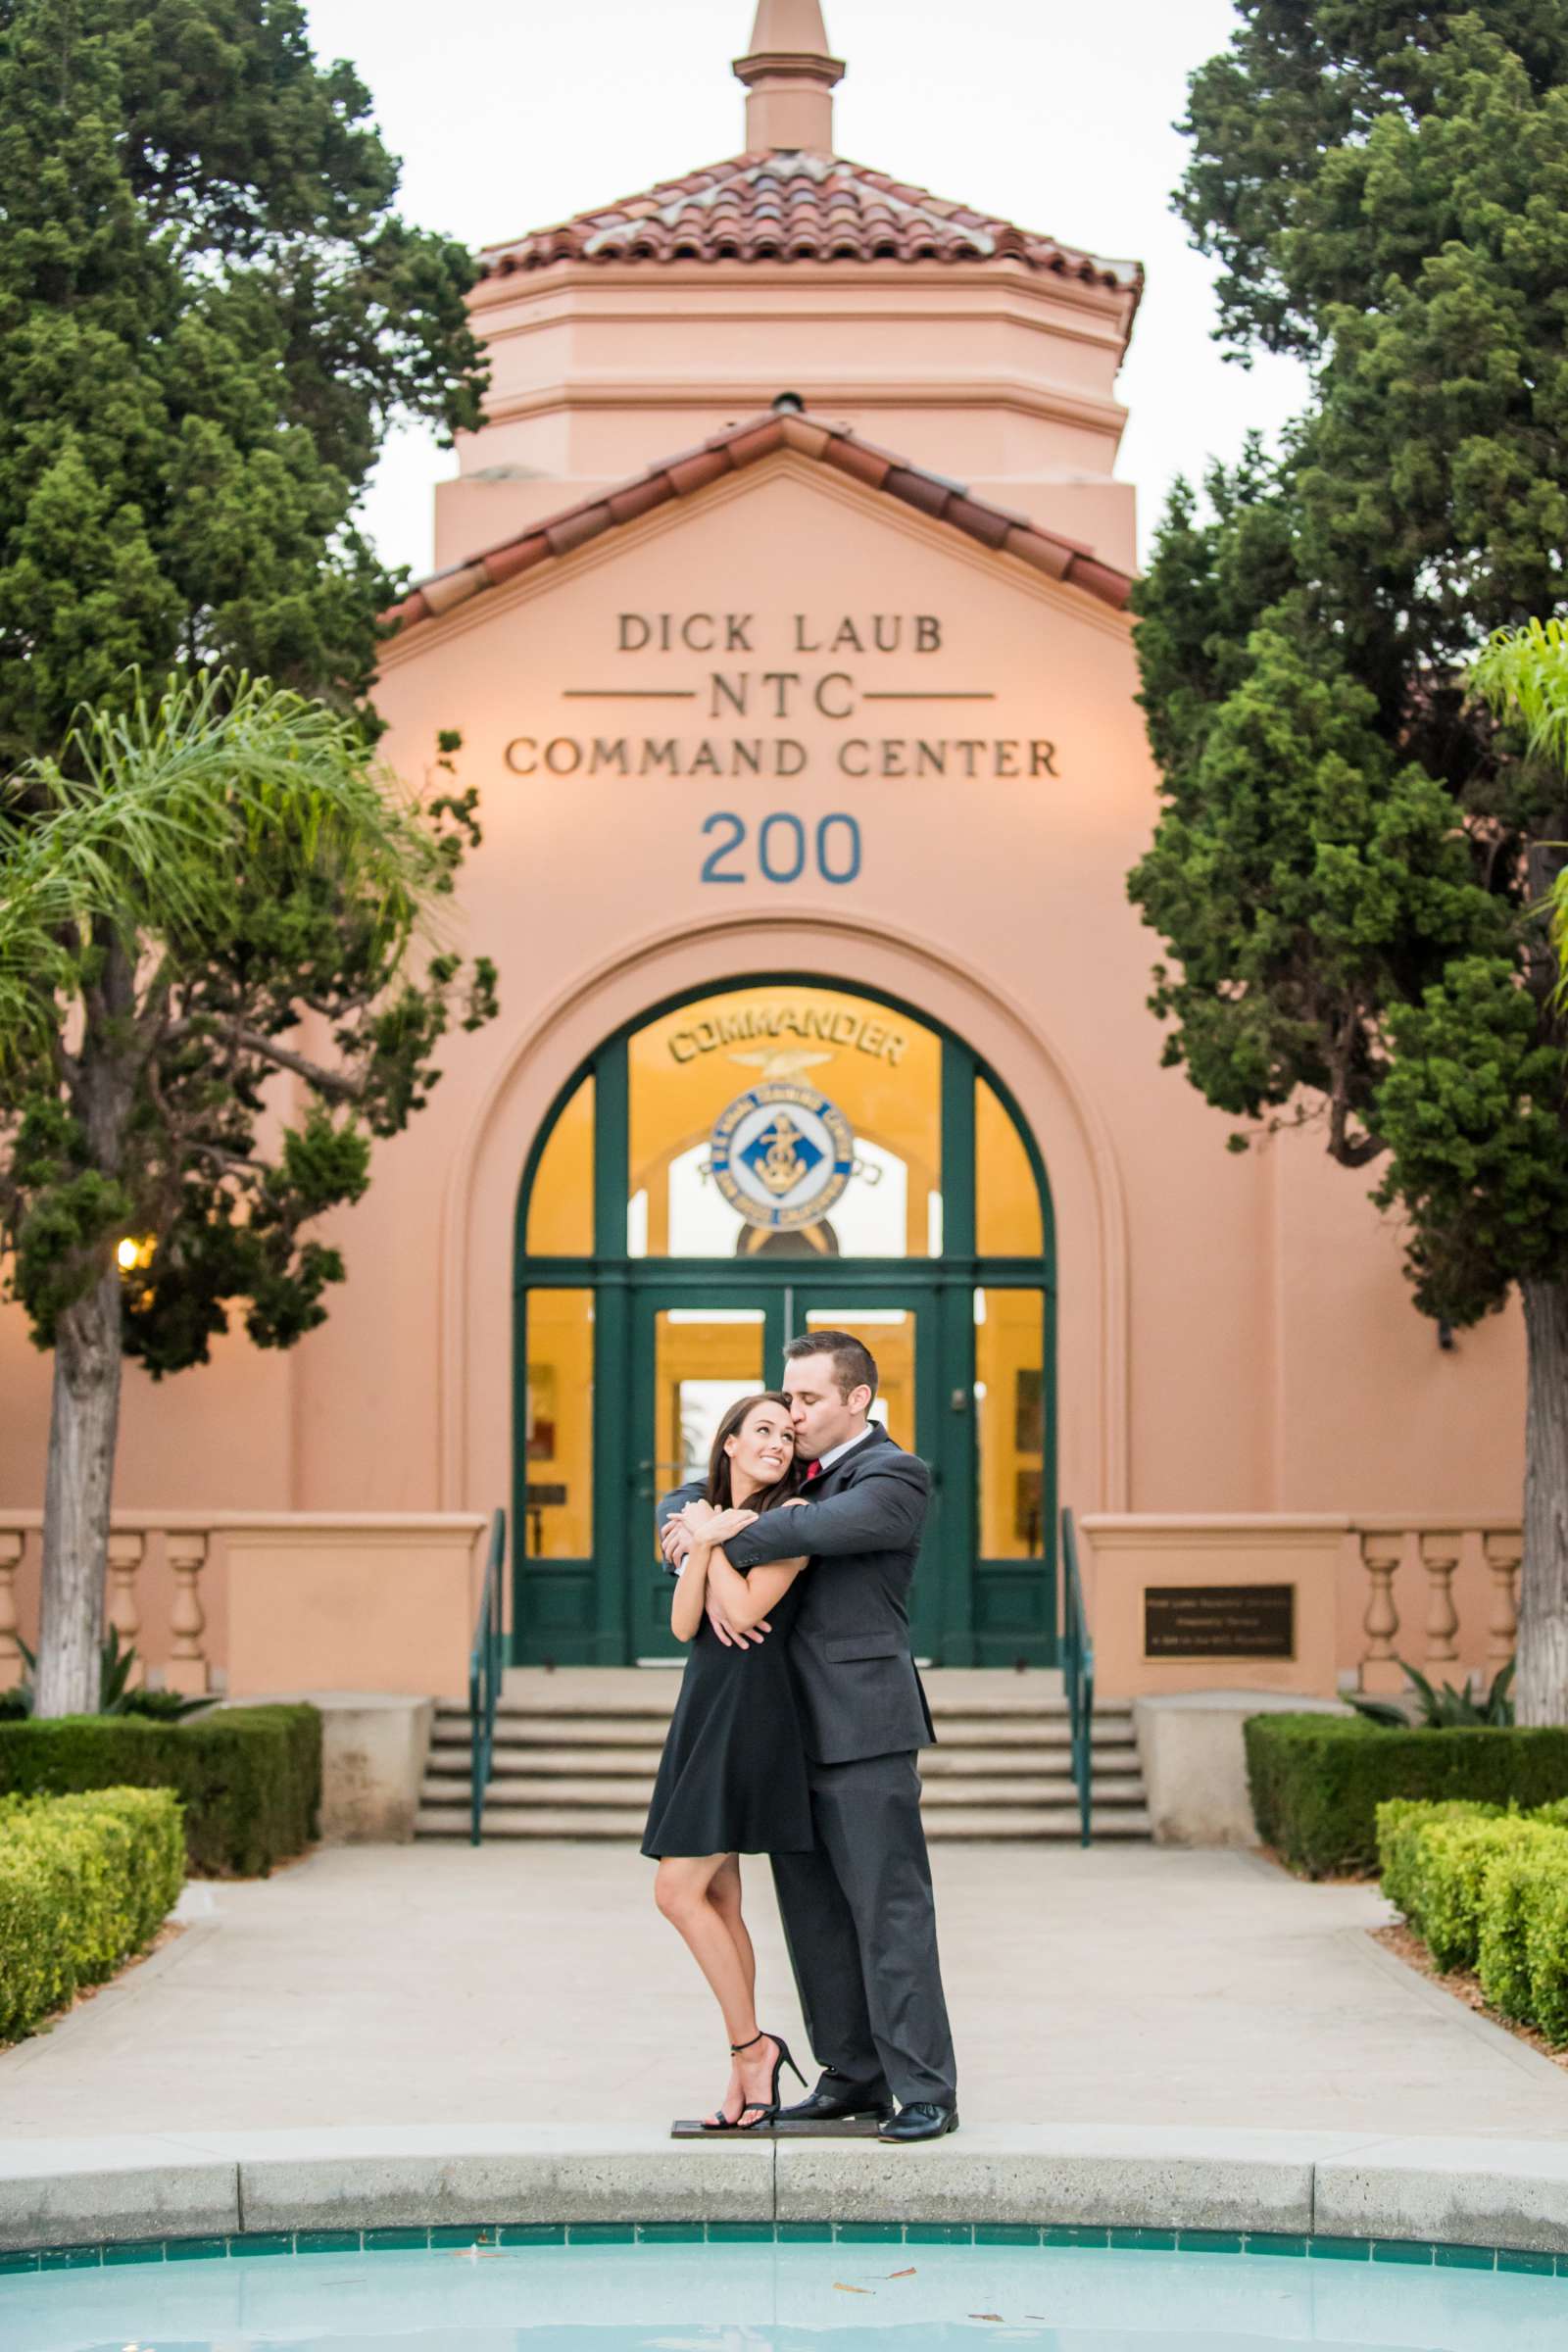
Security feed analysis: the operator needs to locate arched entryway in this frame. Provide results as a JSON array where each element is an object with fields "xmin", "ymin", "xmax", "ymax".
[{"xmin": 512, "ymin": 975, "xmax": 1056, "ymax": 1666}]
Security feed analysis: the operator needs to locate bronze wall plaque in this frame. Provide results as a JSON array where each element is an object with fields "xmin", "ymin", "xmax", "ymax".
[{"xmin": 1144, "ymin": 1583, "xmax": 1296, "ymax": 1660}]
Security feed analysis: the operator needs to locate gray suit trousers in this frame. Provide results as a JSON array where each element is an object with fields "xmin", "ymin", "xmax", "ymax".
[{"xmin": 770, "ymin": 1749, "xmax": 956, "ymax": 2108}]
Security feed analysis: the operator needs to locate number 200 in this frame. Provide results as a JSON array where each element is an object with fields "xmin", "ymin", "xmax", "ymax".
[{"xmin": 701, "ymin": 811, "xmax": 861, "ymax": 886}]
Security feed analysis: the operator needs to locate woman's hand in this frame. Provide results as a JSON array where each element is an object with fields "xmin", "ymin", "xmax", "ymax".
[
  {"xmin": 702, "ymin": 1505, "xmax": 759, "ymax": 1544},
  {"xmin": 679, "ymin": 1498, "xmax": 718, "ymax": 1529}
]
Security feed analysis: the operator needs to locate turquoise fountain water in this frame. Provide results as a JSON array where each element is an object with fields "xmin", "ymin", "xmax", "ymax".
[{"xmin": 3, "ymin": 2235, "xmax": 1567, "ymax": 2351}]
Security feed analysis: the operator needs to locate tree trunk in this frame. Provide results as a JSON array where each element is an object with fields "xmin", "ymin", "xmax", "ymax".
[
  {"xmin": 1518, "ymin": 1277, "xmax": 1568, "ymax": 1726},
  {"xmin": 34, "ymin": 1265, "xmax": 123, "ymax": 1718}
]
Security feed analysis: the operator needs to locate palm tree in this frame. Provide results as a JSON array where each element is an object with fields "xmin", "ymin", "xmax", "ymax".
[{"xmin": 0, "ymin": 672, "xmax": 494, "ymax": 1716}]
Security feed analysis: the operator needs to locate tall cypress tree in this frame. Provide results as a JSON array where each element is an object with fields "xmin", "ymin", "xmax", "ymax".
[
  {"xmin": 1131, "ymin": 5, "xmax": 1568, "ymax": 1719},
  {"xmin": 0, "ymin": 0, "xmax": 486, "ymax": 759}
]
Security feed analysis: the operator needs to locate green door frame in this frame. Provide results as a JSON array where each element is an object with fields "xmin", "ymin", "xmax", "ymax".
[
  {"xmin": 512, "ymin": 978, "xmax": 1058, "ymax": 1669},
  {"xmin": 629, "ymin": 1279, "xmax": 950, "ymax": 1665}
]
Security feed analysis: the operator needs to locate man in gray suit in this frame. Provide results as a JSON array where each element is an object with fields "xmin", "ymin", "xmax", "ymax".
[{"xmin": 659, "ymin": 1330, "xmax": 958, "ymax": 2143}]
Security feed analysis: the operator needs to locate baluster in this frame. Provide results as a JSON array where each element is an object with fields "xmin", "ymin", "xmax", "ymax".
[
  {"xmin": 1483, "ymin": 1532, "xmax": 1522, "ymax": 1677},
  {"xmin": 165, "ymin": 1532, "xmax": 210, "ymax": 1695},
  {"xmin": 105, "ymin": 1532, "xmax": 146, "ymax": 1687},
  {"xmin": 0, "ymin": 1532, "xmax": 22, "ymax": 1690},
  {"xmin": 1359, "ymin": 1532, "xmax": 1405, "ymax": 1693},
  {"xmin": 1419, "ymin": 1532, "xmax": 1461, "ymax": 1676}
]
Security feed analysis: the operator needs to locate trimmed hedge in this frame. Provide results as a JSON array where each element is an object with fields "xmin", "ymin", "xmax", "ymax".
[
  {"xmin": 1244, "ymin": 1712, "xmax": 1568, "ymax": 1878},
  {"xmin": 1376, "ymin": 1796, "xmax": 1568, "ymax": 2044},
  {"xmin": 0, "ymin": 1787, "xmax": 185, "ymax": 2042},
  {"xmin": 0, "ymin": 1705, "xmax": 320, "ymax": 1877}
]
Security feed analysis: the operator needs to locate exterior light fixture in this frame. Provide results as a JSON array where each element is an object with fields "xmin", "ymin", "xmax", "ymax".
[
  {"xmin": 116, "ymin": 1236, "xmax": 156, "ymax": 1274},
  {"xmin": 771, "ymin": 390, "xmax": 806, "ymax": 414}
]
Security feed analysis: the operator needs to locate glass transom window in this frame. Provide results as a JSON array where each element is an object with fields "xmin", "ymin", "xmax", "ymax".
[{"xmin": 627, "ymin": 985, "xmax": 942, "ymax": 1258}]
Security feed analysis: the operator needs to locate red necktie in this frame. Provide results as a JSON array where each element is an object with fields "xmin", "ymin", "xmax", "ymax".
[{"xmin": 806, "ymin": 1460, "xmax": 822, "ymax": 1481}]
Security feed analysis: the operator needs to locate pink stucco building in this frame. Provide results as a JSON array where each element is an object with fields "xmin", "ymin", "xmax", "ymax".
[{"xmin": 0, "ymin": 4, "xmax": 1526, "ymax": 1728}]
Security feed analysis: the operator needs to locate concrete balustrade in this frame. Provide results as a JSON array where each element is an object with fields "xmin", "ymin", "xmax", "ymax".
[
  {"xmin": 105, "ymin": 1532, "xmax": 146, "ymax": 1687},
  {"xmin": 0, "ymin": 1512, "xmax": 489, "ymax": 1701},
  {"xmin": 0, "ymin": 1509, "xmax": 1521, "ymax": 1705},
  {"xmin": 1075, "ymin": 1514, "xmax": 1522, "ymax": 1702},
  {"xmin": 164, "ymin": 1530, "xmax": 209, "ymax": 1696},
  {"xmin": 1353, "ymin": 1517, "xmax": 1521, "ymax": 1699},
  {"xmin": 0, "ymin": 1529, "xmax": 22, "ymax": 1689},
  {"xmin": 1484, "ymin": 1531, "xmax": 1524, "ymax": 1672}
]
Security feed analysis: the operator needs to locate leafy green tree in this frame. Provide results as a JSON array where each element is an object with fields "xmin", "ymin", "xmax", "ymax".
[
  {"xmin": 0, "ymin": 674, "xmax": 498, "ymax": 1717},
  {"xmin": 1131, "ymin": 5, "xmax": 1568, "ymax": 1721},
  {"xmin": 0, "ymin": 0, "xmax": 485, "ymax": 760}
]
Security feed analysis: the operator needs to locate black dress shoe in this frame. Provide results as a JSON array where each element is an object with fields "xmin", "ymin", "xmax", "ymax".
[
  {"xmin": 877, "ymin": 2102, "xmax": 959, "ymax": 2143},
  {"xmin": 777, "ymin": 2073, "xmax": 894, "ymax": 2125}
]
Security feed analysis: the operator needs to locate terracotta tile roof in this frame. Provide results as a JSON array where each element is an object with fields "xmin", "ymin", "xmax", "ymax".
[
  {"xmin": 382, "ymin": 409, "xmax": 1133, "ymax": 637},
  {"xmin": 476, "ymin": 150, "xmax": 1141, "ymax": 300}
]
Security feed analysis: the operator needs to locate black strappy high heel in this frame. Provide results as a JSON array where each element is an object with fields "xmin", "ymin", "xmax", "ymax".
[
  {"xmin": 700, "ymin": 2047, "xmax": 747, "ymax": 2132},
  {"xmin": 700, "ymin": 2029, "xmax": 763, "ymax": 2132},
  {"xmin": 729, "ymin": 2029, "xmax": 807, "ymax": 2132}
]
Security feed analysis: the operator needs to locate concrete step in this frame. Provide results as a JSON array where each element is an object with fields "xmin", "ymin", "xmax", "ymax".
[
  {"xmin": 426, "ymin": 1745, "xmax": 666, "ymax": 1778},
  {"xmin": 418, "ymin": 1679, "xmax": 1151, "ymax": 1842},
  {"xmin": 923, "ymin": 1716, "xmax": 1132, "ymax": 1744},
  {"xmin": 429, "ymin": 1734, "xmax": 1138, "ymax": 1774},
  {"xmin": 439, "ymin": 1693, "xmax": 1120, "ymax": 1729},
  {"xmin": 493, "ymin": 1667, "xmax": 1071, "ymax": 1709},
  {"xmin": 927, "ymin": 1807, "xmax": 1152, "ymax": 1839},
  {"xmin": 439, "ymin": 1700, "xmax": 676, "ymax": 1726},
  {"xmin": 433, "ymin": 1718, "xmax": 669, "ymax": 1747},
  {"xmin": 433, "ymin": 1711, "xmax": 1133, "ymax": 1748},
  {"xmin": 421, "ymin": 1771, "xmax": 1145, "ymax": 1810},
  {"xmin": 921, "ymin": 1748, "xmax": 1140, "ymax": 1778},
  {"xmin": 416, "ymin": 1802, "xmax": 1152, "ymax": 1842}
]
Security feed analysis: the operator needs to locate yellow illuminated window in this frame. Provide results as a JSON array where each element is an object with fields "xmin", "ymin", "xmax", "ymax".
[
  {"xmin": 975, "ymin": 1289, "xmax": 1046, "ymax": 1558},
  {"xmin": 975, "ymin": 1076, "xmax": 1043, "ymax": 1257},
  {"xmin": 627, "ymin": 986, "xmax": 942, "ymax": 1258},
  {"xmin": 652, "ymin": 1308, "xmax": 768, "ymax": 1497},
  {"xmin": 525, "ymin": 1074, "xmax": 594, "ymax": 1256},
  {"xmin": 521, "ymin": 1289, "xmax": 594, "ymax": 1557}
]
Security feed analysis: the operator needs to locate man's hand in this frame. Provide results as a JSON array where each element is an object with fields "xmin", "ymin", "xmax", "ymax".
[
  {"xmin": 661, "ymin": 1517, "xmax": 695, "ymax": 1566},
  {"xmin": 708, "ymin": 1598, "xmax": 771, "ymax": 1648}
]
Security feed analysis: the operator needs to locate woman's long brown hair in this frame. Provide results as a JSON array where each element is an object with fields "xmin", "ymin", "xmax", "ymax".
[{"xmin": 705, "ymin": 1391, "xmax": 804, "ymax": 1515}]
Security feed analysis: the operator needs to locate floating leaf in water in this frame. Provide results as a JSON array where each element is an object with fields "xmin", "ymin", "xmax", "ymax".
[
  {"xmin": 969, "ymin": 2315, "xmax": 1004, "ymax": 2323},
  {"xmin": 833, "ymin": 2282, "xmax": 873, "ymax": 2294},
  {"xmin": 888, "ymin": 2266, "xmax": 917, "ymax": 2278}
]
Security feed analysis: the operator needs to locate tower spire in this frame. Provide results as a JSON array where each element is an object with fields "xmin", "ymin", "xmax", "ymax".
[{"xmin": 733, "ymin": 0, "xmax": 845, "ymax": 154}]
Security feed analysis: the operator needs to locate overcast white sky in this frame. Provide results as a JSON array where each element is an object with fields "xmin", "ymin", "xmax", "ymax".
[{"xmin": 303, "ymin": 0, "xmax": 1309, "ymax": 579}]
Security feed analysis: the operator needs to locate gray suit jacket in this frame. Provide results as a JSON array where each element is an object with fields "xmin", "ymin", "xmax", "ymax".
[{"xmin": 657, "ymin": 1425, "xmax": 937, "ymax": 1766}]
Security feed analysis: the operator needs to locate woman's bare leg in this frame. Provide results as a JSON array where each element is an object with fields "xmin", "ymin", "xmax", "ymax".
[
  {"xmin": 705, "ymin": 1855, "xmax": 754, "ymax": 2123},
  {"xmin": 709, "ymin": 1854, "xmax": 756, "ymax": 2003},
  {"xmin": 656, "ymin": 1853, "xmax": 760, "ymax": 2125}
]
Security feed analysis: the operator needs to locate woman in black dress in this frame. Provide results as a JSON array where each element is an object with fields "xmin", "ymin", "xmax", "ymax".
[{"xmin": 643, "ymin": 1391, "xmax": 813, "ymax": 2131}]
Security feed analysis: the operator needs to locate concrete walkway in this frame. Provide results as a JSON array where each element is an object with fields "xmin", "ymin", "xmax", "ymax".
[{"xmin": 2, "ymin": 1842, "xmax": 1566, "ymax": 2143}]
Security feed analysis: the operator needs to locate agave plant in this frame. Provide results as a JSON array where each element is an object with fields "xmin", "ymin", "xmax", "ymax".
[
  {"xmin": 1347, "ymin": 1659, "xmax": 1516, "ymax": 1731},
  {"xmin": 0, "ymin": 1630, "xmax": 209, "ymax": 1721}
]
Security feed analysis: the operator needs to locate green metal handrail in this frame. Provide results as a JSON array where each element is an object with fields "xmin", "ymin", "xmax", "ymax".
[
  {"xmin": 468, "ymin": 1508, "xmax": 507, "ymax": 1846},
  {"xmin": 1060, "ymin": 1506, "xmax": 1095, "ymax": 1848}
]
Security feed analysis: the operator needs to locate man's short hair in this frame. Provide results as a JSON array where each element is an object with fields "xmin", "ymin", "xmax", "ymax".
[{"xmin": 785, "ymin": 1328, "xmax": 879, "ymax": 1405}]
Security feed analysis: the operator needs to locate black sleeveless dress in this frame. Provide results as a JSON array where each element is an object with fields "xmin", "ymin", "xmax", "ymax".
[{"xmin": 641, "ymin": 1564, "xmax": 815, "ymax": 1858}]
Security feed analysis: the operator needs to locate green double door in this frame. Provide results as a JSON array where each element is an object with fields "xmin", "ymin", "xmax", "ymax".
[{"xmin": 628, "ymin": 1273, "xmax": 945, "ymax": 1662}]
